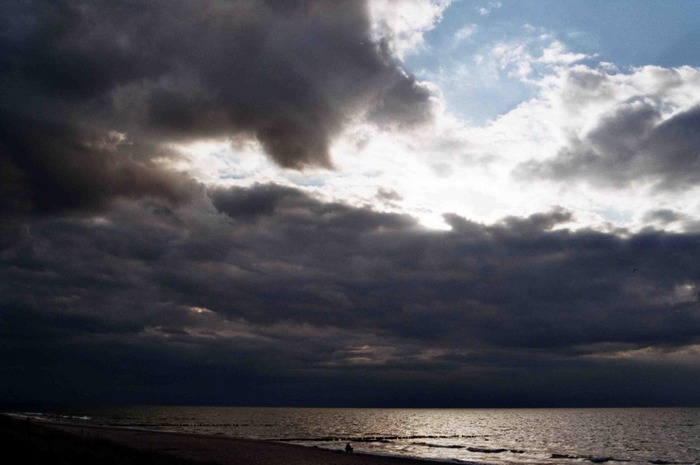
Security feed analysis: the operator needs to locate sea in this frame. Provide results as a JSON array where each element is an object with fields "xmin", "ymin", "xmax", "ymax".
[{"xmin": 4, "ymin": 406, "xmax": 699, "ymax": 465}]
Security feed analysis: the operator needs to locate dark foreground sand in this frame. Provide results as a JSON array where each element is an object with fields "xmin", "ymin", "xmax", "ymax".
[{"xmin": 0, "ymin": 414, "xmax": 453, "ymax": 465}]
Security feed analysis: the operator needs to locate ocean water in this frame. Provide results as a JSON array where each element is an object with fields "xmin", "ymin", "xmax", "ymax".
[{"xmin": 7, "ymin": 406, "xmax": 699, "ymax": 465}]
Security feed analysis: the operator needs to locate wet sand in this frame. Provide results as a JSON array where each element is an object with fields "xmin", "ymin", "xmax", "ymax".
[{"xmin": 2, "ymin": 415, "xmax": 454, "ymax": 465}]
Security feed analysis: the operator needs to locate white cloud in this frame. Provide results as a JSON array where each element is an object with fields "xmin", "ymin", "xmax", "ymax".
[
  {"xmin": 517, "ymin": 81, "xmax": 700, "ymax": 197},
  {"xmin": 369, "ymin": 0, "xmax": 453, "ymax": 59},
  {"xmin": 488, "ymin": 38, "xmax": 592, "ymax": 83},
  {"xmin": 508, "ymin": 64, "xmax": 700, "ymax": 227},
  {"xmin": 538, "ymin": 40, "xmax": 590, "ymax": 65},
  {"xmin": 533, "ymin": 64, "xmax": 700, "ymax": 141},
  {"xmin": 478, "ymin": 1, "xmax": 501, "ymax": 16},
  {"xmin": 454, "ymin": 23, "xmax": 478, "ymax": 42}
]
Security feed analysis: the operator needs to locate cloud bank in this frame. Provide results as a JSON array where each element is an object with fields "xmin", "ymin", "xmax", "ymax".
[{"xmin": 2, "ymin": 184, "xmax": 699, "ymax": 406}]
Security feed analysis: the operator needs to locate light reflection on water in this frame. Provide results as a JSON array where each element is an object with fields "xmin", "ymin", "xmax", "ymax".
[{"xmin": 11, "ymin": 407, "xmax": 700, "ymax": 465}]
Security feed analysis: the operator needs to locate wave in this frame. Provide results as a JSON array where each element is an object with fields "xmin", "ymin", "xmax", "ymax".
[
  {"xmin": 275, "ymin": 434, "xmax": 483, "ymax": 443},
  {"xmin": 412, "ymin": 442, "xmax": 465, "ymax": 449},
  {"xmin": 551, "ymin": 453, "xmax": 635, "ymax": 463},
  {"xmin": 647, "ymin": 461, "xmax": 695, "ymax": 465},
  {"xmin": 411, "ymin": 443, "xmax": 527, "ymax": 453},
  {"xmin": 10, "ymin": 412, "xmax": 92, "ymax": 421},
  {"xmin": 107, "ymin": 422, "xmax": 259, "ymax": 428},
  {"xmin": 549, "ymin": 452, "xmax": 693, "ymax": 464},
  {"xmin": 467, "ymin": 447, "xmax": 515, "ymax": 454}
]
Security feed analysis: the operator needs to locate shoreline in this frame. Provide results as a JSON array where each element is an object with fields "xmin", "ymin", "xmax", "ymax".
[{"xmin": 1, "ymin": 414, "xmax": 469, "ymax": 465}]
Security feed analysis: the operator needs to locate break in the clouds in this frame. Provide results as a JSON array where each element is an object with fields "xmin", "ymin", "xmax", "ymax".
[{"xmin": 2, "ymin": 1, "xmax": 700, "ymax": 407}]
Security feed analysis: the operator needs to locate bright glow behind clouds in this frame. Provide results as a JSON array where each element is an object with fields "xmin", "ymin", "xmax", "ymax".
[{"xmin": 175, "ymin": 0, "xmax": 700, "ymax": 232}]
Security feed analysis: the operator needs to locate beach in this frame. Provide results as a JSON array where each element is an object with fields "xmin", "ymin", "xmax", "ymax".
[{"xmin": 0, "ymin": 414, "xmax": 449, "ymax": 465}]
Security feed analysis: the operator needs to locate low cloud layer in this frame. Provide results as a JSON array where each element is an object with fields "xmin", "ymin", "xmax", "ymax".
[{"xmin": 2, "ymin": 185, "xmax": 699, "ymax": 406}]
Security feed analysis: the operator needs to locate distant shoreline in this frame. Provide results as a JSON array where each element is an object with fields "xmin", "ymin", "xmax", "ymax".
[{"xmin": 0, "ymin": 414, "xmax": 463, "ymax": 465}]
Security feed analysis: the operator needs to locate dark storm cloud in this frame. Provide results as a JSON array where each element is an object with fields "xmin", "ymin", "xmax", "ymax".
[
  {"xmin": 210, "ymin": 184, "xmax": 315, "ymax": 220},
  {"xmin": 642, "ymin": 210, "xmax": 700, "ymax": 233},
  {"xmin": 518, "ymin": 102, "xmax": 700, "ymax": 190},
  {"xmin": 2, "ymin": 184, "xmax": 700, "ymax": 406},
  {"xmin": 0, "ymin": 116, "xmax": 195, "ymax": 214},
  {"xmin": 0, "ymin": 0, "xmax": 432, "ymax": 227}
]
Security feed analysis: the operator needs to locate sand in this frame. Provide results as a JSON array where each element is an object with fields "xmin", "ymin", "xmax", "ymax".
[{"xmin": 1, "ymin": 415, "xmax": 452, "ymax": 465}]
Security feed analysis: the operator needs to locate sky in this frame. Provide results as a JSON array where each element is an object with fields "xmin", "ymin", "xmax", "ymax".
[{"xmin": 1, "ymin": 0, "xmax": 700, "ymax": 407}]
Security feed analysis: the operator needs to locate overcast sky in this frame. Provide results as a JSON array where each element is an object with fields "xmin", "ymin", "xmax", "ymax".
[{"xmin": 1, "ymin": 0, "xmax": 700, "ymax": 407}]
